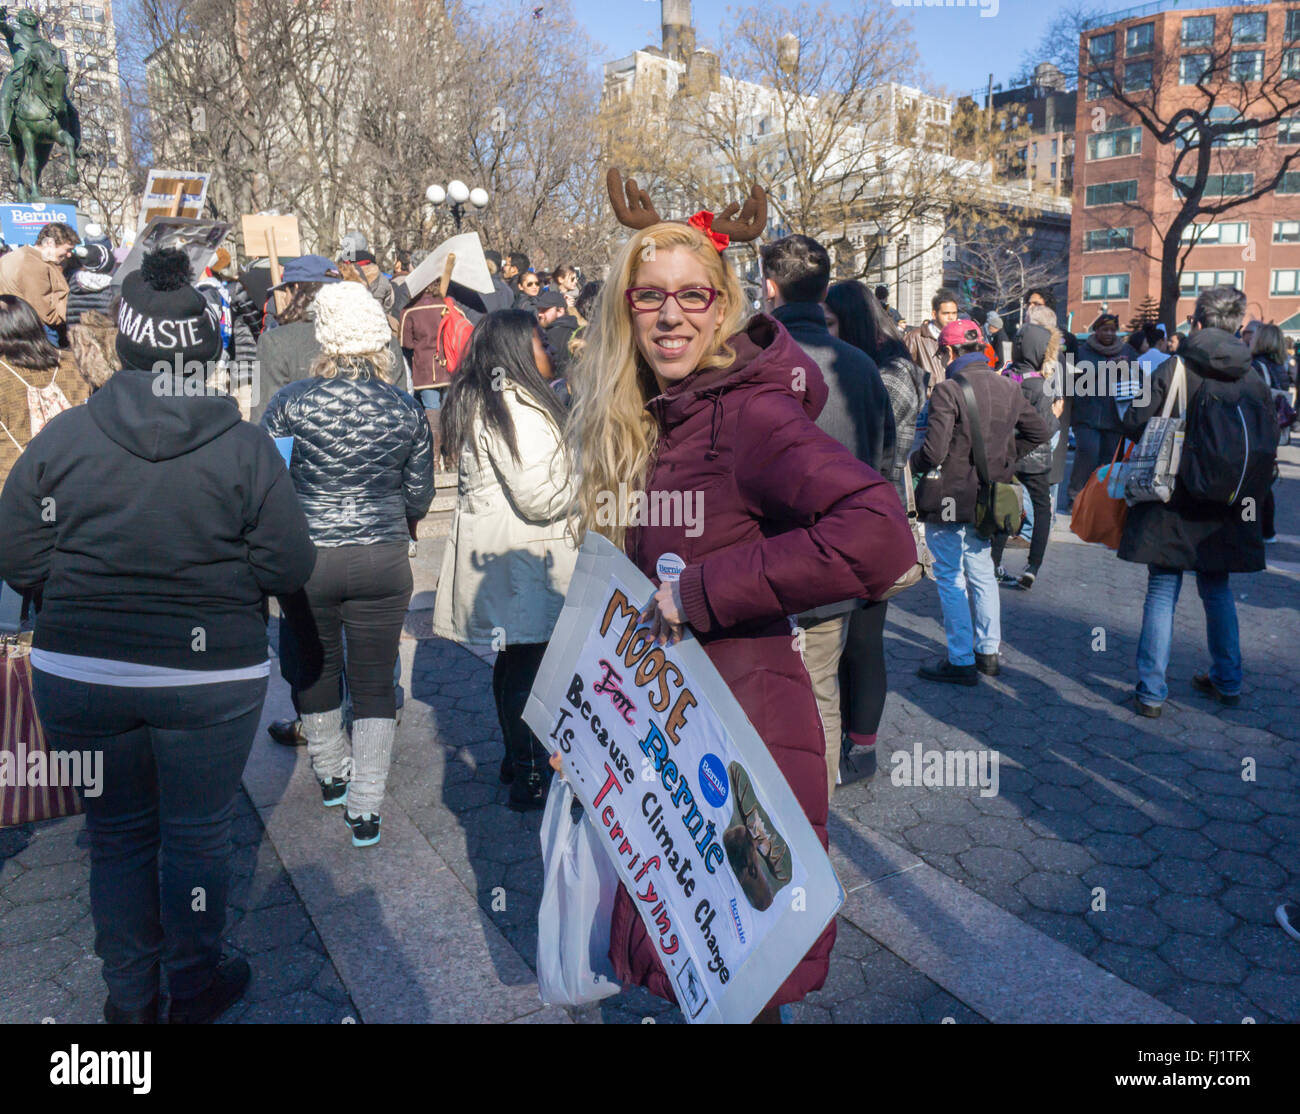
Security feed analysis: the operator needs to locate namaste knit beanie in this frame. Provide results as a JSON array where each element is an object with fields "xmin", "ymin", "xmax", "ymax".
[
  {"xmin": 313, "ymin": 280, "xmax": 391, "ymax": 357},
  {"xmin": 115, "ymin": 248, "xmax": 222, "ymax": 370}
]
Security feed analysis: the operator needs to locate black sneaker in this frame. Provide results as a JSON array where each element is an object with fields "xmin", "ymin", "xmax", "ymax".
[
  {"xmin": 319, "ymin": 777, "xmax": 348, "ymax": 807},
  {"xmin": 1192, "ymin": 673, "xmax": 1241, "ymax": 707},
  {"xmin": 104, "ymin": 995, "xmax": 158, "ymax": 1024},
  {"xmin": 1018, "ymin": 567, "xmax": 1038, "ymax": 590},
  {"xmin": 839, "ymin": 740, "xmax": 876, "ymax": 785},
  {"xmin": 975, "ymin": 652, "xmax": 1000, "ymax": 677},
  {"xmin": 1134, "ymin": 695, "xmax": 1162, "ymax": 718},
  {"xmin": 168, "ymin": 957, "xmax": 251, "ymax": 1024},
  {"xmin": 508, "ymin": 768, "xmax": 553, "ymax": 812},
  {"xmin": 995, "ymin": 565, "xmax": 1018, "ymax": 585},
  {"xmin": 344, "ymin": 812, "xmax": 381, "ymax": 847},
  {"xmin": 267, "ymin": 718, "xmax": 306, "ymax": 747},
  {"xmin": 917, "ymin": 658, "xmax": 978, "ymax": 686}
]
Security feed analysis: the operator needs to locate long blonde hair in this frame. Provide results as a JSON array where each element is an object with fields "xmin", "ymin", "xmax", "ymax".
[{"xmin": 565, "ymin": 222, "xmax": 747, "ymax": 546}]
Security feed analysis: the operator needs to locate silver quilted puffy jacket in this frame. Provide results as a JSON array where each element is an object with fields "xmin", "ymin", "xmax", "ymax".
[{"xmin": 260, "ymin": 374, "xmax": 435, "ymax": 547}]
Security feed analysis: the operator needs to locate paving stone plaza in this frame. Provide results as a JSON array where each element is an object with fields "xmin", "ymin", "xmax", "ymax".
[{"xmin": 3, "ymin": 444, "xmax": 1298, "ymax": 1025}]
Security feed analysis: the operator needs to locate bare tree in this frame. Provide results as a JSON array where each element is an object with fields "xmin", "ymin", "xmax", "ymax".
[{"xmin": 1024, "ymin": 4, "xmax": 1300, "ymax": 329}]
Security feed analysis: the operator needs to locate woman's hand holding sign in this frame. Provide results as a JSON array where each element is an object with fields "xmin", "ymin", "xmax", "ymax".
[{"xmin": 640, "ymin": 578, "xmax": 686, "ymax": 647}]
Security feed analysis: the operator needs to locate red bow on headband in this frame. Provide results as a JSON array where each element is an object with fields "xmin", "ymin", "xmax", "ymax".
[{"xmin": 687, "ymin": 210, "xmax": 730, "ymax": 252}]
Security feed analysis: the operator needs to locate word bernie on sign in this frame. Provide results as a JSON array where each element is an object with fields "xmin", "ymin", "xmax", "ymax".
[{"xmin": 524, "ymin": 532, "xmax": 844, "ymax": 1024}]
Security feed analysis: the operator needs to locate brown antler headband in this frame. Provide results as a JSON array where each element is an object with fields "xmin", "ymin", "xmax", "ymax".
[{"xmin": 606, "ymin": 167, "xmax": 767, "ymax": 251}]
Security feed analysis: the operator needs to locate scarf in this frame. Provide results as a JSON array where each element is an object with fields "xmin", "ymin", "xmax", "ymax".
[{"xmin": 1087, "ymin": 336, "xmax": 1127, "ymax": 358}]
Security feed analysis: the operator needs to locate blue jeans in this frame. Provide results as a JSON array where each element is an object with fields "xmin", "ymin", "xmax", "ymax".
[
  {"xmin": 31, "ymin": 671, "xmax": 269, "ymax": 1010},
  {"xmin": 415, "ymin": 387, "xmax": 445, "ymax": 410},
  {"xmin": 925, "ymin": 522, "xmax": 1001, "ymax": 665},
  {"xmin": 1135, "ymin": 566, "xmax": 1242, "ymax": 706}
]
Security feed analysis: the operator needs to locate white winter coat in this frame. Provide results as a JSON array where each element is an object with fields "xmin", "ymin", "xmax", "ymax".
[{"xmin": 433, "ymin": 383, "xmax": 577, "ymax": 645}]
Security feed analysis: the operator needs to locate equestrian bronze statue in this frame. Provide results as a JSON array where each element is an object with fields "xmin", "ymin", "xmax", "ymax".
[{"xmin": 0, "ymin": 5, "xmax": 79, "ymax": 201}]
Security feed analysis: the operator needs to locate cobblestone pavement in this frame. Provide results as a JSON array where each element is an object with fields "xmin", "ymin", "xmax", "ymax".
[
  {"xmin": 3, "ymin": 446, "xmax": 1297, "ymax": 1023},
  {"xmin": 0, "ymin": 794, "xmax": 357, "ymax": 1024}
]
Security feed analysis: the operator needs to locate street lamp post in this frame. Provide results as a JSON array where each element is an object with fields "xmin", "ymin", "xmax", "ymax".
[
  {"xmin": 1003, "ymin": 246, "xmax": 1026, "ymax": 331},
  {"xmin": 427, "ymin": 180, "xmax": 489, "ymax": 234}
]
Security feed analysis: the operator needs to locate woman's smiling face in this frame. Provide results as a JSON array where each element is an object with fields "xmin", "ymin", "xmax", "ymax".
[{"xmin": 630, "ymin": 245, "xmax": 726, "ymax": 392}]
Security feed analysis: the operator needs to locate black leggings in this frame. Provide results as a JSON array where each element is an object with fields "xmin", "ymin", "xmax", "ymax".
[
  {"xmin": 992, "ymin": 471, "xmax": 1053, "ymax": 571},
  {"xmin": 297, "ymin": 543, "xmax": 412, "ymax": 720},
  {"xmin": 492, "ymin": 642, "xmax": 550, "ymax": 770},
  {"xmin": 838, "ymin": 599, "xmax": 889, "ymax": 737}
]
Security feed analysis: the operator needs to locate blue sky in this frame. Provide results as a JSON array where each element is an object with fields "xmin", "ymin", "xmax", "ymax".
[{"xmin": 560, "ymin": 0, "xmax": 1077, "ymax": 100}]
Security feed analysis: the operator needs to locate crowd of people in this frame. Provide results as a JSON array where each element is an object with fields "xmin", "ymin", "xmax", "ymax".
[{"xmin": 0, "ymin": 183, "xmax": 1296, "ymax": 1025}]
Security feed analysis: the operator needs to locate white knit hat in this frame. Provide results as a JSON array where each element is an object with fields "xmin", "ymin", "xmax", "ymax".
[{"xmin": 313, "ymin": 281, "xmax": 391, "ymax": 357}]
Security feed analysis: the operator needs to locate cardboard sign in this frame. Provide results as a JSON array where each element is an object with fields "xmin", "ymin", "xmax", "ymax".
[
  {"xmin": 0, "ymin": 202, "xmax": 79, "ymax": 247},
  {"xmin": 137, "ymin": 169, "xmax": 210, "ymax": 232},
  {"xmin": 523, "ymin": 533, "xmax": 844, "ymax": 1024},
  {"xmin": 404, "ymin": 232, "xmax": 495, "ymax": 300},
  {"xmin": 240, "ymin": 213, "xmax": 302, "ymax": 261}
]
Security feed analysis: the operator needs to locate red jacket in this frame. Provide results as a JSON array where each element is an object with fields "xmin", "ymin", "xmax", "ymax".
[{"xmin": 611, "ymin": 314, "xmax": 914, "ymax": 1009}]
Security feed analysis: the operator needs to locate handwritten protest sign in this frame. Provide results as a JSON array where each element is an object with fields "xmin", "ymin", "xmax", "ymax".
[
  {"xmin": 524, "ymin": 533, "xmax": 844, "ymax": 1024},
  {"xmin": 136, "ymin": 169, "xmax": 211, "ymax": 232}
]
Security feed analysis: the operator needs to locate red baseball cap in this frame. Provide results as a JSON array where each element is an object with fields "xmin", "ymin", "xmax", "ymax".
[{"xmin": 938, "ymin": 319, "xmax": 983, "ymax": 348}]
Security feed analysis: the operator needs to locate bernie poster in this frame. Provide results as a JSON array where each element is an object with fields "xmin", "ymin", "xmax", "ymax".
[{"xmin": 524, "ymin": 532, "xmax": 844, "ymax": 1024}]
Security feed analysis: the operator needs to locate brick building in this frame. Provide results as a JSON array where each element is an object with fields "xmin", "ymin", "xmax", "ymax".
[{"xmin": 1069, "ymin": 0, "xmax": 1300, "ymax": 337}]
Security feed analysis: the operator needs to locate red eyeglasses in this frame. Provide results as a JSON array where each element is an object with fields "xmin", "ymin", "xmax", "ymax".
[{"xmin": 624, "ymin": 286, "xmax": 720, "ymax": 314}]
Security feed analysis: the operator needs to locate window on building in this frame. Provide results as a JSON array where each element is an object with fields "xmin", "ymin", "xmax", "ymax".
[
  {"xmin": 1050, "ymin": 161, "xmax": 1057, "ymax": 178},
  {"xmin": 1182, "ymin": 15, "xmax": 1215, "ymax": 46},
  {"xmin": 1083, "ymin": 273, "xmax": 1130, "ymax": 300},
  {"xmin": 1086, "ymin": 71, "xmax": 1113, "ymax": 100},
  {"xmin": 1124, "ymin": 59, "xmax": 1153, "ymax": 91},
  {"xmin": 1087, "ymin": 125, "xmax": 1142, "ymax": 160},
  {"xmin": 1289, "ymin": 10, "xmax": 1300, "ymax": 41},
  {"xmin": 1086, "ymin": 179, "xmax": 1139, "ymax": 205},
  {"xmin": 1176, "ymin": 173, "xmax": 1254, "ymax": 197},
  {"xmin": 1180, "ymin": 270, "xmax": 1245, "ymax": 296},
  {"xmin": 1233, "ymin": 12, "xmax": 1267, "ymax": 43},
  {"xmin": 1126, "ymin": 22, "xmax": 1155, "ymax": 55},
  {"xmin": 1272, "ymin": 269, "xmax": 1300, "ymax": 296},
  {"xmin": 1180, "ymin": 222, "xmax": 1249, "ymax": 245},
  {"xmin": 1274, "ymin": 220, "xmax": 1300, "ymax": 243},
  {"xmin": 1089, "ymin": 32, "xmax": 1116, "ymax": 63},
  {"xmin": 71, "ymin": 26, "xmax": 81, "ymax": 42},
  {"xmin": 1180, "ymin": 53, "xmax": 1211, "ymax": 84},
  {"xmin": 1230, "ymin": 51, "xmax": 1265, "ymax": 82},
  {"xmin": 1205, "ymin": 105, "xmax": 1258, "ymax": 147},
  {"xmin": 1085, "ymin": 227, "xmax": 1134, "ymax": 251},
  {"xmin": 1280, "ymin": 171, "xmax": 1300, "ymax": 193},
  {"xmin": 1051, "ymin": 138, "xmax": 1058, "ymax": 156},
  {"xmin": 1284, "ymin": 49, "xmax": 1300, "ymax": 79}
]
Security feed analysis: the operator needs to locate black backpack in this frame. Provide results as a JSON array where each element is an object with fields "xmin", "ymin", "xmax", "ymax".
[{"xmin": 1178, "ymin": 375, "xmax": 1277, "ymax": 504}]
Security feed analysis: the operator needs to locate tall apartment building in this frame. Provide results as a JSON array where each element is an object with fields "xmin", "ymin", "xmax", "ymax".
[
  {"xmin": 992, "ymin": 62, "xmax": 1078, "ymax": 196},
  {"xmin": 1070, "ymin": 0, "xmax": 1300, "ymax": 335}
]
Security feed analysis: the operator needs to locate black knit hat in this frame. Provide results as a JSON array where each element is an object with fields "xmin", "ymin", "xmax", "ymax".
[{"xmin": 115, "ymin": 248, "xmax": 222, "ymax": 370}]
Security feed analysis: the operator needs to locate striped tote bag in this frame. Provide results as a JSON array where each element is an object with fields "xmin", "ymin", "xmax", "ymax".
[{"xmin": 1, "ymin": 634, "xmax": 82, "ymax": 826}]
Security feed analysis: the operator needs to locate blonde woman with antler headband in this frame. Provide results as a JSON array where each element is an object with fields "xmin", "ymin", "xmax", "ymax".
[{"xmin": 563, "ymin": 170, "xmax": 915, "ymax": 1022}]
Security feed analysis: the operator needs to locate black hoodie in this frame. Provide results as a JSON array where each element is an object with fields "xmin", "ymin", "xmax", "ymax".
[
  {"xmin": 1117, "ymin": 328, "xmax": 1274, "ymax": 573},
  {"xmin": 0, "ymin": 368, "xmax": 316, "ymax": 670},
  {"xmin": 1008, "ymin": 323, "xmax": 1060, "ymax": 475}
]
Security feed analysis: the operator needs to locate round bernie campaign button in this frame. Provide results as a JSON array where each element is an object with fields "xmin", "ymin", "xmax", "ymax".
[
  {"xmin": 656, "ymin": 552, "xmax": 685, "ymax": 582},
  {"xmin": 698, "ymin": 753, "xmax": 729, "ymax": 808}
]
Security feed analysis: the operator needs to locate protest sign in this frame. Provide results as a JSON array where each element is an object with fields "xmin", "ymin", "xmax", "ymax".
[
  {"xmin": 524, "ymin": 533, "xmax": 844, "ymax": 1024},
  {"xmin": 112, "ymin": 218, "xmax": 230, "ymax": 293},
  {"xmin": 0, "ymin": 202, "xmax": 78, "ymax": 247},
  {"xmin": 404, "ymin": 232, "xmax": 494, "ymax": 301},
  {"xmin": 136, "ymin": 170, "xmax": 211, "ymax": 232}
]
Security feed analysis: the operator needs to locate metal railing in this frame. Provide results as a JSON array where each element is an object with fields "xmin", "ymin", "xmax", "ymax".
[{"xmin": 1082, "ymin": 0, "xmax": 1270, "ymax": 32}]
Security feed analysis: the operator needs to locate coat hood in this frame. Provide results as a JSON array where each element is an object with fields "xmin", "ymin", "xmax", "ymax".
[
  {"xmin": 87, "ymin": 368, "xmax": 241, "ymax": 462},
  {"xmin": 1180, "ymin": 327, "xmax": 1253, "ymax": 382},
  {"xmin": 1013, "ymin": 323, "xmax": 1051, "ymax": 373},
  {"xmin": 646, "ymin": 313, "xmax": 827, "ymax": 441}
]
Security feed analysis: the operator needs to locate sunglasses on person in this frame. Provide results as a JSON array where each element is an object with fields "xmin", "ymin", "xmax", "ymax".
[
  {"xmin": 522, "ymin": 277, "xmax": 540, "ymax": 290},
  {"xmin": 624, "ymin": 286, "xmax": 720, "ymax": 313}
]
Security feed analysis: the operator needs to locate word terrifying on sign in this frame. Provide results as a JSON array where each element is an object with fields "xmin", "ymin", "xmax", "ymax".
[{"xmin": 524, "ymin": 533, "xmax": 844, "ymax": 1024}]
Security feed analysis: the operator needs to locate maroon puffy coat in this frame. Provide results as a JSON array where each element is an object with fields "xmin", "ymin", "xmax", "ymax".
[{"xmin": 611, "ymin": 313, "xmax": 915, "ymax": 1009}]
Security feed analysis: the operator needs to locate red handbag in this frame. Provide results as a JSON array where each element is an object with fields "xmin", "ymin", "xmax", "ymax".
[{"xmin": 1, "ymin": 633, "xmax": 82, "ymax": 826}]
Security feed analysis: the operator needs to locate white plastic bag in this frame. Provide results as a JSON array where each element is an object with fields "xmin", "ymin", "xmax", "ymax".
[{"xmin": 536, "ymin": 776, "xmax": 621, "ymax": 1007}]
